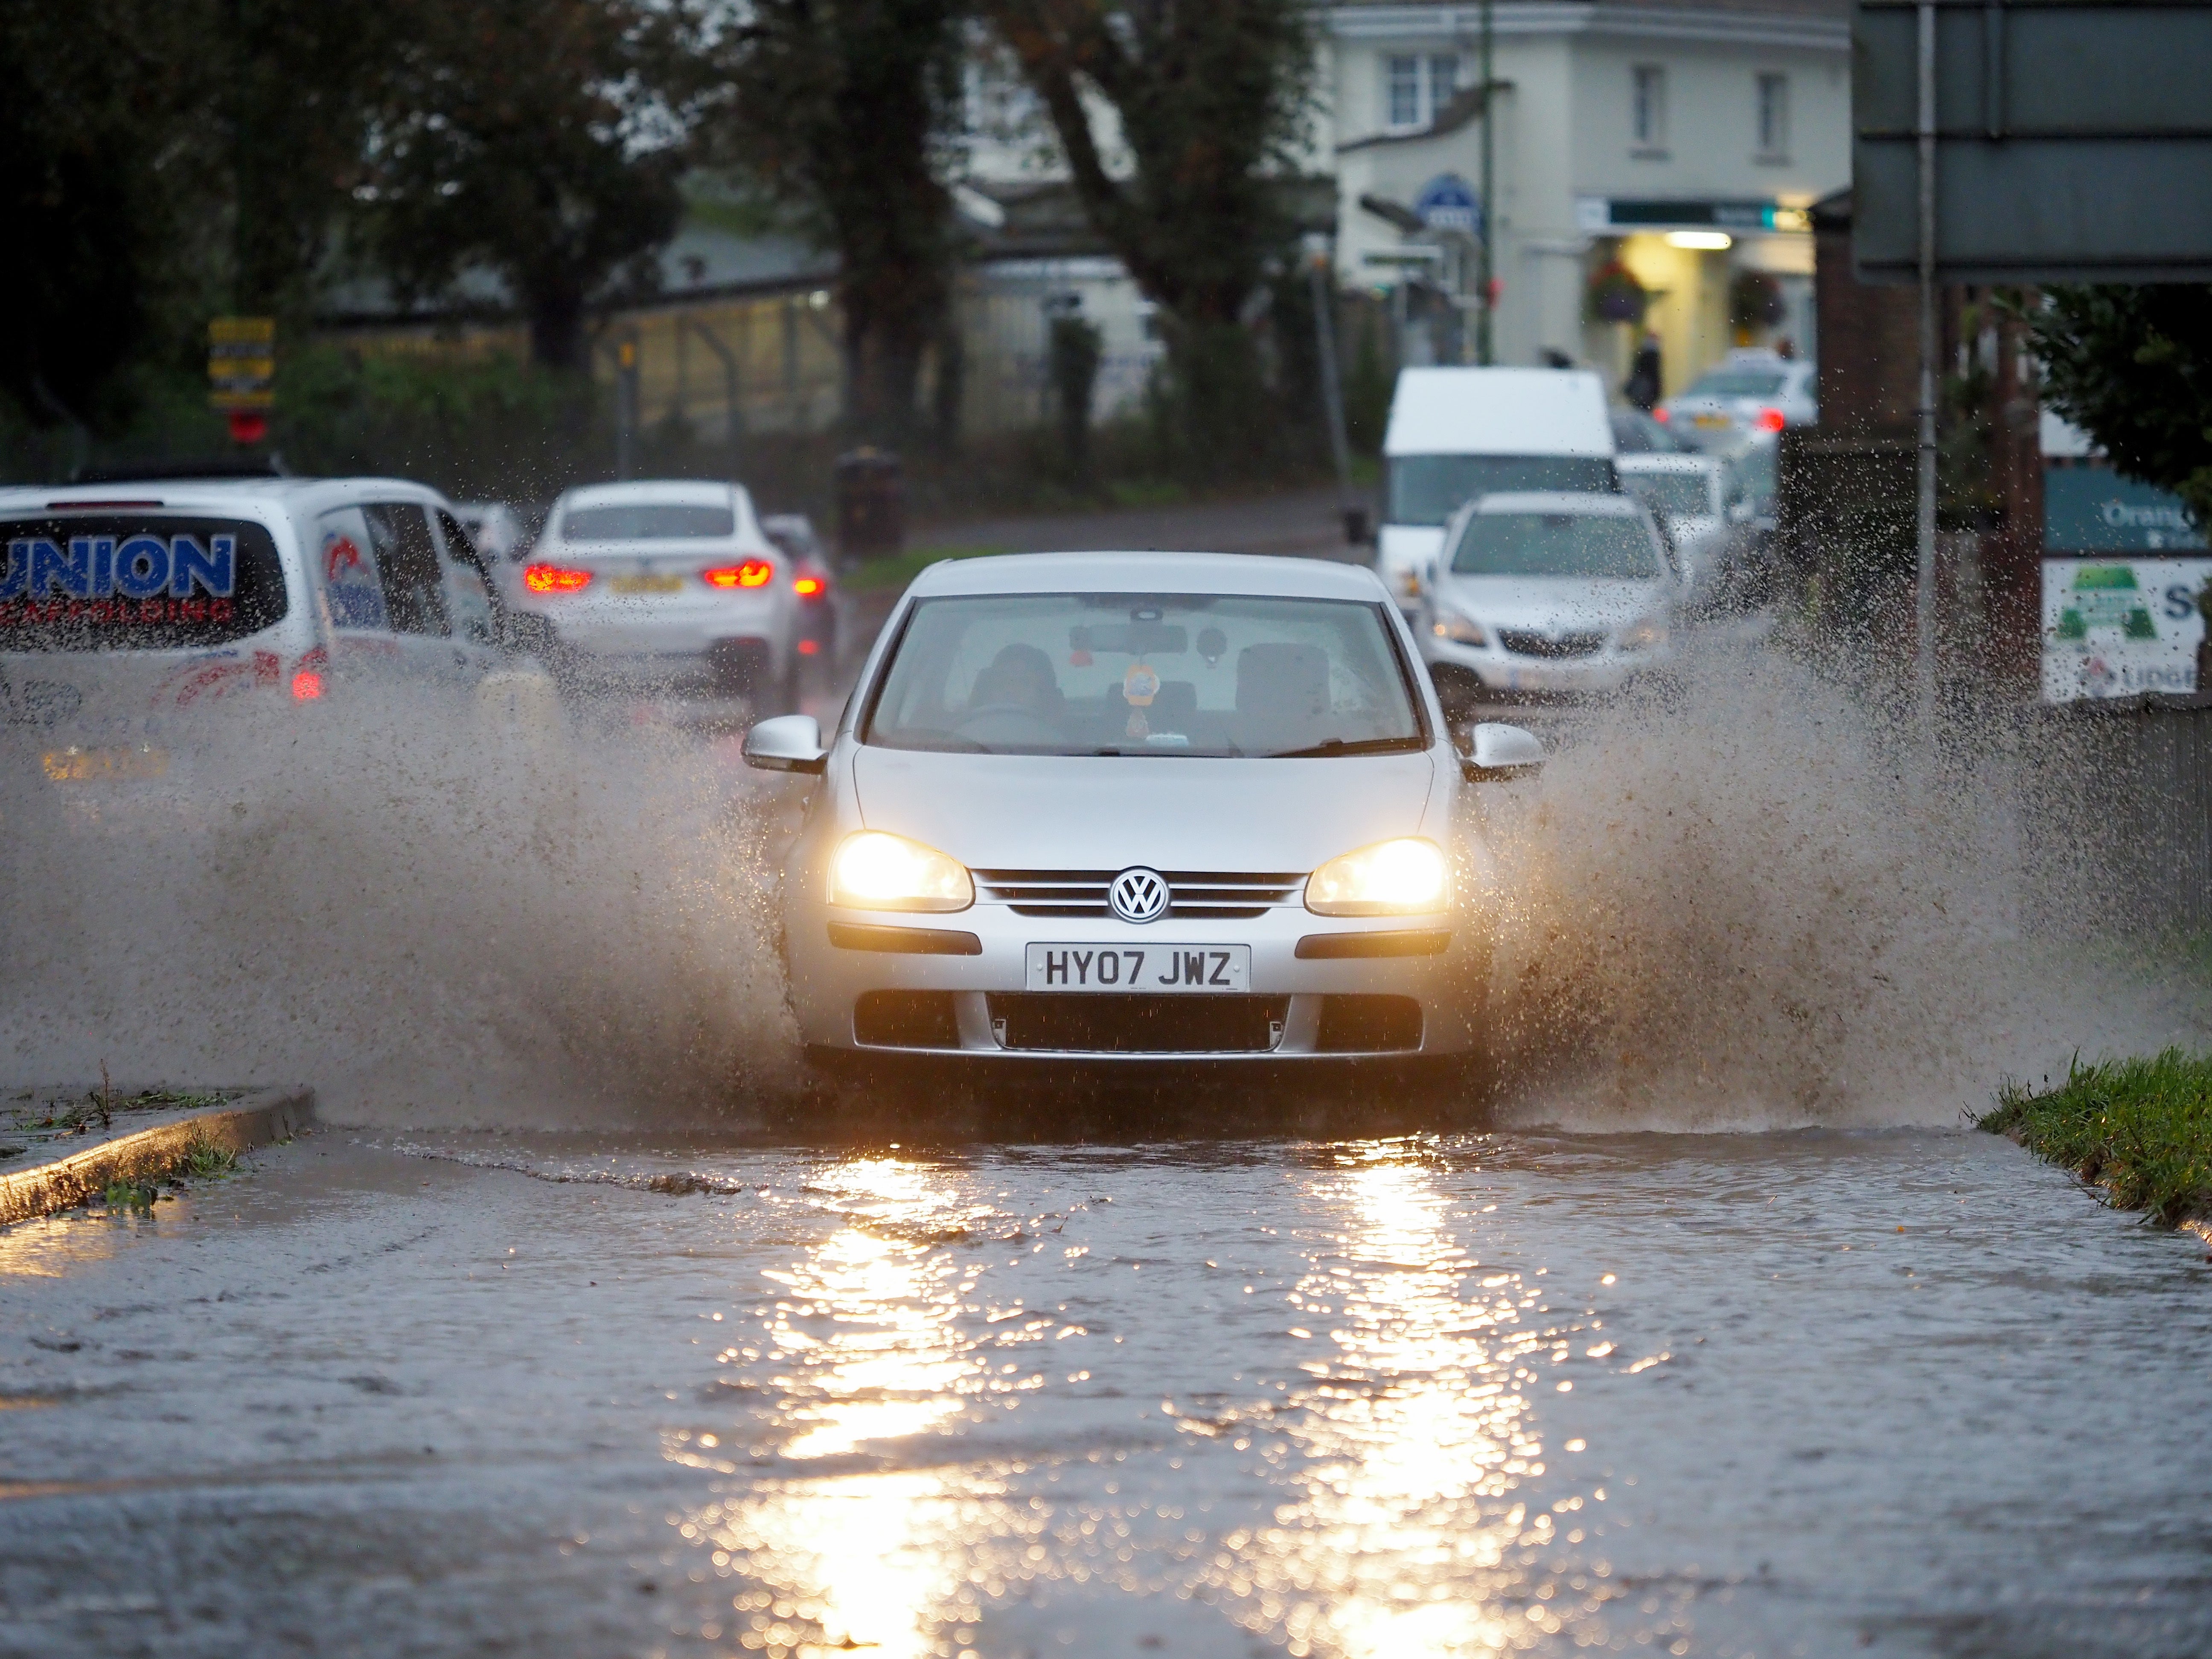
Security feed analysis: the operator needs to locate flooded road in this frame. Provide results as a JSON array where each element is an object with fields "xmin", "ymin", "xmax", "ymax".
[{"xmin": 4, "ymin": 1125, "xmax": 2208, "ymax": 1659}]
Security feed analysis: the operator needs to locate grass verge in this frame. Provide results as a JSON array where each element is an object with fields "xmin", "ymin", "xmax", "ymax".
[
  {"xmin": 1978, "ymin": 1049, "xmax": 2212, "ymax": 1228},
  {"xmin": 842, "ymin": 544, "xmax": 1008, "ymax": 594}
]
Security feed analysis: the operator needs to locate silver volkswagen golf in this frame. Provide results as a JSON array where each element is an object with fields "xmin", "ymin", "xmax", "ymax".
[{"xmin": 743, "ymin": 551, "xmax": 1543, "ymax": 1071}]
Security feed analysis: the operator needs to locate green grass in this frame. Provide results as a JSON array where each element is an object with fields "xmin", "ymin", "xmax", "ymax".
[
  {"xmin": 182, "ymin": 1139, "xmax": 239, "ymax": 1179},
  {"xmin": 1979, "ymin": 1049, "xmax": 2212, "ymax": 1227},
  {"xmin": 842, "ymin": 544, "xmax": 1010, "ymax": 593},
  {"xmin": 102, "ymin": 1176, "xmax": 159, "ymax": 1213}
]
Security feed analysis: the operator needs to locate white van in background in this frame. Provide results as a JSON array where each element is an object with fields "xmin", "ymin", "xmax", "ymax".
[{"xmin": 1376, "ymin": 367, "xmax": 1618, "ymax": 614}]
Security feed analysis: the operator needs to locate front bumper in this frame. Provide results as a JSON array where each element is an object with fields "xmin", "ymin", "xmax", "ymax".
[
  {"xmin": 783, "ymin": 902, "xmax": 1490, "ymax": 1059},
  {"xmin": 1422, "ymin": 633, "xmax": 1665, "ymax": 696}
]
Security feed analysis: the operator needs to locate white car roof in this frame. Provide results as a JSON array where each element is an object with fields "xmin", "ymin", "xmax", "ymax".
[
  {"xmin": 557, "ymin": 479, "xmax": 740, "ymax": 509},
  {"xmin": 905, "ymin": 550, "xmax": 1395, "ymax": 602},
  {"xmin": 1469, "ymin": 491, "xmax": 1645, "ymax": 517},
  {"xmin": 0, "ymin": 476, "xmax": 452, "ymax": 515},
  {"xmin": 1615, "ymin": 453, "xmax": 1722, "ymax": 475},
  {"xmin": 1382, "ymin": 367, "xmax": 1613, "ymax": 459}
]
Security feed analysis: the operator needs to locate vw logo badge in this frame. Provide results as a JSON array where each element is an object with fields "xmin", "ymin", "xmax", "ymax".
[{"xmin": 1108, "ymin": 867, "xmax": 1170, "ymax": 924}]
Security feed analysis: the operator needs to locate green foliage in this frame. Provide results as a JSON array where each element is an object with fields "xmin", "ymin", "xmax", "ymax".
[
  {"xmin": 361, "ymin": 0, "xmax": 701, "ymax": 372},
  {"xmin": 707, "ymin": 0, "xmax": 967, "ymax": 443},
  {"xmin": 1342, "ymin": 305, "xmax": 1395, "ymax": 457},
  {"xmin": 183, "ymin": 1140, "xmax": 240, "ymax": 1179},
  {"xmin": 2023, "ymin": 285, "xmax": 2212, "ymax": 527},
  {"xmin": 103, "ymin": 1177, "xmax": 158, "ymax": 1213},
  {"xmin": 1979, "ymin": 1049, "xmax": 2212, "ymax": 1228},
  {"xmin": 987, "ymin": 0, "xmax": 1317, "ymax": 475}
]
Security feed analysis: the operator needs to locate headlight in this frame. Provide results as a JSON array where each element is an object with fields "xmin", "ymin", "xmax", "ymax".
[
  {"xmin": 1618, "ymin": 616, "xmax": 1668, "ymax": 652},
  {"xmin": 830, "ymin": 831, "xmax": 974, "ymax": 912},
  {"xmin": 1304, "ymin": 837, "xmax": 1450, "ymax": 917},
  {"xmin": 1429, "ymin": 608, "xmax": 1488, "ymax": 646}
]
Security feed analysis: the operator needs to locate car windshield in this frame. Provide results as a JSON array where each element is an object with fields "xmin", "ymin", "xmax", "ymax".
[
  {"xmin": 1730, "ymin": 443, "xmax": 1778, "ymax": 506},
  {"xmin": 863, "ymin": 593, "xmax": 1426, "ymax": 758},
  {"xmin": 1682, "ymin": 370, "xmax": 1787, "ymax": 400},
  {"xmin": 1624, "ymin": 472, "xmax": 1714, "ymax": 518},
  {"xmin": 562, "ymin": 503, "xmax": 733, "ymax": 541},
  {"xmin": 1388, "ymin": 454, "xmax": 1614, "ymax": 526},
  {"xmin": 1449, "ymin": 512, "xmax": 1664, "ymax": 580}
]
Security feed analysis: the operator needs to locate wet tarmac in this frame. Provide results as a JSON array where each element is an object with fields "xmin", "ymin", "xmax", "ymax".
[{"xmin": 3, "ymin": 1124, "xmax": 2209, "ymax": 1659}]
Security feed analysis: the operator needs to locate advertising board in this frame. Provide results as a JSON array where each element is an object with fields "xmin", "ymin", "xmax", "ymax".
[{"xmin": 2041, "ymin": 557, "xmax": 2209, "ymax": 704}]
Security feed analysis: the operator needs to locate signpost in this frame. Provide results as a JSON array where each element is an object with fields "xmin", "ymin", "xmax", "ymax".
[
  {"xmin": 1851, "ymin": 0, "xmax": 2212, "ymax": 722},
  {"xmin": 207, "ymin": 317, "xmax": 275, "ymax": 445}
]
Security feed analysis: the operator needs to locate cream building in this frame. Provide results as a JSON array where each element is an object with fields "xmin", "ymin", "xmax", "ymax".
[{"xmin": 1320, "ymin": 0, "xmax": 1851, "ymax": 396}]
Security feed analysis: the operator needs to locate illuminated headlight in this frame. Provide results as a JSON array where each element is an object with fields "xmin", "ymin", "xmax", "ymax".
[
  {"xmin": 1429, "ymin": 608, "xmax": 1488, "ymax": 646},
  {"xmin": 1304, "ymin": 837, "xmax": 1450, "ymax": 917},
  {"xmin": 1618, "ymin": 616, "xmax": 1668, "ymax": 652},
  {"xmin": 830, "ymin": 831, "xmax": 974, "ymax": 912}
]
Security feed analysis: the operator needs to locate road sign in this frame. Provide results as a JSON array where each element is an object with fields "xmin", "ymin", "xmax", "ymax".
[
  {"xmin": 1414, "ymin": 174, "xmax": 1483, "ymax": 237},
  {"xmin": 1853, "ymin": 0, "xmax": 2212, "ymax": 283},
  {"xmin": 207, "ymin": 317, "xmax": 276, "ymax": 410}
]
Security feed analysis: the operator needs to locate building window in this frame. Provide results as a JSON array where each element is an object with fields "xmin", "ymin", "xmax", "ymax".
[
  {"xmin": 1387, "ymin": 55, "xmax": 1422, "ymax": 128},
  {"xmin": 1632, "ymin": 64, "xmax": 1667, "ymax": 151},
  {"xmin": 1429, "ymin": 54, "xmax": 1461, "ymax": 117},
  {"xmin": 1385, "ymin": 52, "xmax": 1462, "ymax": 131},
  {"xmin": 1757, "ymin": 72, "xmax": 1790, "ymax": 158}
]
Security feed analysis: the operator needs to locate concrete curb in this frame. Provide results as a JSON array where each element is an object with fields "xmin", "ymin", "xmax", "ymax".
[{"xmin": 0, "ymin": 1086, "xmax": 314, "ymax": 1227}]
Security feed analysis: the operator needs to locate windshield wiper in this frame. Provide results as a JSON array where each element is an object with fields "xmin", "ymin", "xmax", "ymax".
[{"xmin": 1261, "ymin": 736, "xmax": 1420, "ymax": 759}]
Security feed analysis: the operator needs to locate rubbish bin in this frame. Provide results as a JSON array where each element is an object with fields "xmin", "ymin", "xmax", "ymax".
[{"xmin": 833, "ymin": 448, "xmax": 905, "ymax": 567}]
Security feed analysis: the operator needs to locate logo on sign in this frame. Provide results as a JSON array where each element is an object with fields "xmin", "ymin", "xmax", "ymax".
[
  {"xmin": 1415, "ymin": 174, "xmax": 1482, "ymax": 235},
  {"xmin": 1108, "ymin": 867, "xmax": 1170, "ymax": 924}
]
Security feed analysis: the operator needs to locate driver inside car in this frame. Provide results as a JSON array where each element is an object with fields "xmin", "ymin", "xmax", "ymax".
[{"xmin": 959, "ymin": 641, "xmax": 1065, "ymax": 744}]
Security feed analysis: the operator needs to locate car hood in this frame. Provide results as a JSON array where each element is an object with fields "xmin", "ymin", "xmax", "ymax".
[
  {"xmin": 851, "ymin": 748, "xmax": 1441, "ymax": 871},
  {"xmin": 1432, "ymin": 575, "xmax": 1667, "ymax": 633}
]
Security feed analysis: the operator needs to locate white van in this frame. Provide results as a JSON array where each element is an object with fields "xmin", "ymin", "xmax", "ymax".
[
  {"xmin": 1376, "ymin": 368, "xmax": 1618, "ymax": 613},
  {"xmin": 0, "ymin": 476, "xmax": 502, "ymax": 791}
]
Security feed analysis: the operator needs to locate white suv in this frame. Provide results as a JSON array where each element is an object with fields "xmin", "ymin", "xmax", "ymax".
[{"xmin": 0, "ymin": 474, "xmax": 501, "ymax": 748}]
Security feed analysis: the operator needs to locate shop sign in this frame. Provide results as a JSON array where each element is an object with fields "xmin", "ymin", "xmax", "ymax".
[
  {"xmin": 2044, "ymin": 463, "xmax": 2205, "ymax": 553},
  {"xmin": 2041, "ymin": 557, "xmax": 2209, "ymax": 702}
]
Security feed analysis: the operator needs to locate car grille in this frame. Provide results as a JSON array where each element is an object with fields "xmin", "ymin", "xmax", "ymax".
[
  {"xmin": 972, "ymin": 870, "xmax": 1305, "ymax": 920},
  {"xmin": 987, "ymin": 993, "xmax": 1289, "ymax": 1053},
  {"xmin": 1496, "ymin": 629, "xmax": 1608, "ymax": 659}
]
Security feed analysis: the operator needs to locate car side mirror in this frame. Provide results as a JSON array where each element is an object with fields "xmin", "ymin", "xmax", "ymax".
[
  {"xmin": 1458, "ymin": 721, "xmax": 1545, "ymax": 782},
  {"xmin": 742, "ymin": 713, "xmax": 827, "ymax": 774}
]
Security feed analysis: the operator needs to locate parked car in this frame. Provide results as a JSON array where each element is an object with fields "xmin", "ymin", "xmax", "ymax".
[
  {"xmin": 1610, "ymin": 407, "xmax": 1693, "ymax": 454},
  {"xmin": 742, "ymin": 549, "xmax": 1545, "ymax": 1074},
  {"xmin": 1615, "ymin": 452, "xmax": 1746, "ymax": 595},
  {"xmin": 511, "ymin": 480, "xmax": 802, "ymax": 709},
  {"xmin": 0, "ymin": 474, "xmax": 503, "ymax": 797},
  {"xmin": 1657, "ymin": 349, "xmax": 1818, "ymax": 450},
  {"xmin": 1377, "ymin": 367, "xmax": 1619, "ymax": 617},
  {"xmin": 1417, "ymin": 491, "xmax": 1675, "ymax": 709},
  {"xmin": 761, "ymin": 512, "xmax": 842, "ymax": 675}
]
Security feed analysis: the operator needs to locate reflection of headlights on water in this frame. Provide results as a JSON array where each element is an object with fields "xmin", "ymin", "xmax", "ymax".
[
  {"xmin": 1305, "ymin": 837, "xmax": 1449, "ymax": 916},
  {"xmin": 1618, "ymin": 617, "xmax": 1668, "ymax": 652},
  {"xmin": 831, "ymin": 831, "xmax": 974, "ymax": 911},
  {"xmin": 1429, "ymin": 609, "xmax": 1488, "ymax": 646}
]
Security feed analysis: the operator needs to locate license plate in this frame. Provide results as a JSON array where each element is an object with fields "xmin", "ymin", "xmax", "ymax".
[
  {"xmin": 1691, "ymin": 413, "xmax": 1732, "ymax": 428},
  {"xmin": 42, "ymin": 746, "xmax": 168, "ymax": 783},
  {"xmin": 609, "ymin": 573, "xmax": 684, "ymax": 594},
  {"xmin": 1024, "ymin": 943, "xmax": 1249, "ymax": 992}
]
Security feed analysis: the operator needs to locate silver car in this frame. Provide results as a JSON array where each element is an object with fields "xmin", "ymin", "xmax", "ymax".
[
  {"xmin": 1657, "ymin": 349, "xmax": 1818, "ymax": 451},
  {"xmin": 1418, "ymin": 492, "xmax": 1676, "ymax": 707},
  {"xmin": 742, "ymin": 551, "xmax": 1544, "ymax": 1071},
  {"xmin": 513, "ymin": 479, "xmax": 801, "ymax": 708}
]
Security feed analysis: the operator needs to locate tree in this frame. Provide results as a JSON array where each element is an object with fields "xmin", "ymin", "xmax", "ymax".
[
  {"xmin": 707, "ymin": 0, "xmax": 967, "ymax": 444},
  {"xmin": 363, "ymin": 0, "xmax": 699, "ymax": 372},
  {"xmin": 985, "ymin": 0, "xmax": 1316, "ymax": 470},
  {"xmin": 2026, "ymin": 285, "xmax": 2212, "ymax": 527},
  {"xmin": 0, "ymin": 0, "xmax": 222, "ymax": 432}
]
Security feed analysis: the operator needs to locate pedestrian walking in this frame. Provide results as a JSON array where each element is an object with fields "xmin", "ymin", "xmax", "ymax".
[{"xmin": 1624, "ymin": 333, "xmax": 1663, "ymax": 410}]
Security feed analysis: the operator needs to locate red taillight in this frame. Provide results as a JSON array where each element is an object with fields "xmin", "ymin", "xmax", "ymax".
[
  {"xmin": 291, "ymin": 670, "xmax": 324, "ymax": 701},
  {"xmin": 794, "ymin": 575, "xmax": 826, "ymax": 597},
  {"xmin": 797, "ymin": 638, "xmax": 821, "ymax": 656},
  {"xmin": 524, "ymin": 563, "xmax": 594, "ymax": 594},
  {"xmin": 702, "ymin": 560, "xmax": 775, "ymax": 590},
  {"xmin": 1755, "ymin": 406, "xmax": 1787, "ymax": 432},
  {"xmin": 1651, "ymin": 407, "xmax": 1670, "ymax": 422}
]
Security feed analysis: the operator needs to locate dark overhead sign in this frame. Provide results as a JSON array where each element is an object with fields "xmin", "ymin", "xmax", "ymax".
[{"xmin": 1853, "ymin": 0, "xmax": 2212, "ymax": 283}]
